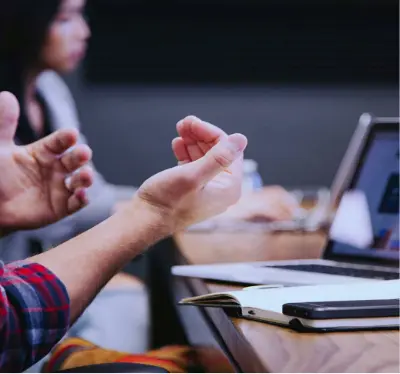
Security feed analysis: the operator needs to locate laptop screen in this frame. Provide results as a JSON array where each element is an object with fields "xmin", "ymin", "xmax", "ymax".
[{"xmin": 328, "ymin": 124, "xmax": 399, "ymax": 264}]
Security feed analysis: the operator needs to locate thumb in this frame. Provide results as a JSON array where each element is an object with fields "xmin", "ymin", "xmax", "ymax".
[
  {"xmin": 0, "ymin": 91, "xmax": 20, "ymax": 144},
  {"xmin": 191, "ymin": 133, "xmax": 247, "ymax": 184}
]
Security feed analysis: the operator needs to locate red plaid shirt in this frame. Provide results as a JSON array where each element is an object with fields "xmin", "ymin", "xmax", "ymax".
[{"xmin": 0, "ymin": 261, "xmax": 70, "ymax": 372}]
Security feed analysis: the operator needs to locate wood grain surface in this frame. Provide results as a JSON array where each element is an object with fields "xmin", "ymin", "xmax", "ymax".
[{"xmin": 174, "ymin": 228, "xmax": 400, "ymax": 372}]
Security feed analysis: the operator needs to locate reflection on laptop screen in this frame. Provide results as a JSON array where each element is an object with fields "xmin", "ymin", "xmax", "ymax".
[{"xmin": 330, "ymin": 130, "xmax": 399, "ymax": 262}]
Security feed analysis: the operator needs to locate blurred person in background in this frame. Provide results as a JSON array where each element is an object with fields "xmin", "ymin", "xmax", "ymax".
[
  {"xmin": 0, "ymin": 0, "xmax": 149, "ymax": 362},
  {"xmin": 0, "ymin": 0, "xmax": 299, "ymax": 367}
]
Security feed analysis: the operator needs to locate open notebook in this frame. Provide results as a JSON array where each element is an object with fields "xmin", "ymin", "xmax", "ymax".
[{"xmin": 179, "ymin": 280, "xmax": 400, "ymax": 332}]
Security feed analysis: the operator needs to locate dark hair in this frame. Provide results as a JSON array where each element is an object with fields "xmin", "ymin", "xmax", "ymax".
[{"xmin": 0, "ymin": 0, "xmax": 62, "ymax": 143}]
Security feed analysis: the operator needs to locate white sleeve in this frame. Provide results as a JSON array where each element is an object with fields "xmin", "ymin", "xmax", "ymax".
[
  {"xmin": 35, "ymin": 71, "xmax": 138, "ymax": 235},
  {"xmin": 71, "ymin": 131, "xmax": 137, "ymax": 232}
]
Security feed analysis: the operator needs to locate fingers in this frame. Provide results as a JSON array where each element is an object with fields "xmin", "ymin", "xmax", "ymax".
[
  {"xmin": 29, "ymin": 128, "xmax": 79, "ymax": 154},
  {"xmin": 60, "ymin": 144, "xmax": 92, "ymax": 173},
  {"xmin": 252, "ymin": 202, "xmax": 294, "ymax": 221},
  {"xmin": 186, "ymin": 143, "xmax": 205, "ymax": 162},
  {"xmin": 26, "ymin": 128, "xmax": 92, "ymax": 171},
  {"xmin": 44, "ymin": 128, "xmax": 79, "ymax": 154},
  {"xmin": 0, "ymin": 91, "xmax": 20, "ymax": 144},
  {"xmin": 26, "ymin": 128, "xmax": 81, "ymax": 165},
  {"xmin": 68, "ymin": 188, "xmax": 89, "ymax": 214},
  {"xmin": 251, "ymin": 188, "xmax": 300, "ymax": 221},
  {"xmin": 172, "ymin": 136, "xmax": 213, "ymax": 164},
  {"xmin": 176, "ymin": 115, "xmax": 226, "ymax": 144},
  {"xmin": 172, "ymin": 137, "xmax": 190, "ymax": 163},
  {"xmin": 176, "ymin": 116, "xmax": 228, "ymax": 162},
  {"xmin": 66, "ymin": 167, "xmax": 94, "ymax": 191},
  {"xmin": 65, "ymin": 167, "xmax": 93, "ymax": 215},
  {"xmin": 191, "ymin": 133, "xmax": 247, "ymax": 184},
  {"xmin": 224, "ymin": 200, "xmax": 292, "ymax": 222}
]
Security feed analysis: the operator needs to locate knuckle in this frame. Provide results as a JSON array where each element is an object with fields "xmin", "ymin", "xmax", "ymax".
[{"xmin": 54, "ymin": 134, "xmax": 66, "ymax": 151}]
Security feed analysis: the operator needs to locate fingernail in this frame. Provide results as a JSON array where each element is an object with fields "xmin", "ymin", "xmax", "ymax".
[
  {"xmin": 187, "ymin": 115, "xmax": 199, "ymax": 123},
  {"xmin": 64, "ymin": 176, "xmax": 72, "ymax": 190}
]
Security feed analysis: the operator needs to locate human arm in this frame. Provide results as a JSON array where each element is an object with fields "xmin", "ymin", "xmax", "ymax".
[
  {"xmin": 0, "ymin": 115, "xmax": 246, "ymax": 371},
  {"xmin": 30, "ymin": 117, "xmax": 247, "ymax": 324}
]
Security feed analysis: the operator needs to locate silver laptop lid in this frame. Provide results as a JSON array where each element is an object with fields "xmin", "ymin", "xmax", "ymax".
[{"xmin": 324, "ymin": 115, "xmax": 399, "ymax": 266}]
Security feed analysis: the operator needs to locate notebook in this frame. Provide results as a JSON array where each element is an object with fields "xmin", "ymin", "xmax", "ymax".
[{"xmin": 179, "ymin": 280, "xmax": 400, "ymax": 332}]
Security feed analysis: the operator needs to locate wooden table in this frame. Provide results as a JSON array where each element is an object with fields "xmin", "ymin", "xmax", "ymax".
[{"xmin": 170, "ymin": 229, "xmax": 400, "ymax": 373}]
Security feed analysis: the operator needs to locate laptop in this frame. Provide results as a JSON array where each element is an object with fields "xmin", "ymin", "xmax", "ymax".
[{"xmin": 172, "ymin": 115, "xmax": 399, "ymax": 285}]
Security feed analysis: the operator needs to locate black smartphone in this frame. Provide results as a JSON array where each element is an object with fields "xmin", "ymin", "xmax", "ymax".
[{"xmin": 282, "ymin": 299, "xmax": 400, "ymax": 320}]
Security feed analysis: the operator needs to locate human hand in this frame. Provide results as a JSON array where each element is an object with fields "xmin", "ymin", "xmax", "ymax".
[
  {"xmin": 219, "ymin": 186, "xmax": 300, "ymax": 222},
  {"xmin": 0, "ymin": 91, "xmax": 93, "ymax": 231},
  {"xmin": 172, "ymin": 117, "xmax": 302, "ymax": 223},
  {"xmin": 171, "ymin": 116, "xmax": 299, "ymax": 221},
  {"xmin": 131, "ymin": 116, "xmax": 247, "ymax": 234}
]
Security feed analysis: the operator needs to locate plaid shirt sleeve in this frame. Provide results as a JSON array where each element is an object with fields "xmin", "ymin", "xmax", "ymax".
[{"xmin": 0, "ymin": 261, "xmax": 70, "ymax": 372}]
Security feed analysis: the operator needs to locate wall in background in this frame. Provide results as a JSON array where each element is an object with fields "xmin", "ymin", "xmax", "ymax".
[
  {"xmin": 85, "ymin": 0, "xmax": 398, "ymax": 85},
  {"xmin": 66, "ymin": 70, "xmax": 398, "ymax": 188}
]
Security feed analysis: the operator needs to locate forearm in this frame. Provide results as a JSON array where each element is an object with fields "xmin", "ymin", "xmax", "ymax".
[{"xmin": 29, "ymin": 201, "xmax": 165, "ymax": 323}]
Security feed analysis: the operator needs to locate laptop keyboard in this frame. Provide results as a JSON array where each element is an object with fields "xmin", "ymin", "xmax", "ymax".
[{"xmin": 268, "ymin": 264, "xmax": 399, "ymax": 280}]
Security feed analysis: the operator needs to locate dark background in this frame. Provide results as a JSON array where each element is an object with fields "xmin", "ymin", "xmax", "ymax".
[
  {"xmin": 65, "ymin": 0, "xmax": 399, "ymax": 188},
  {"xmin": 85, "ymin": 0, "xmax": 398, "ymax": 85}
]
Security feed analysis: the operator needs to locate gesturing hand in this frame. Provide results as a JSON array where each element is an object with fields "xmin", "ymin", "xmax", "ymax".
[
  {"xmin": 174, "ymin": 117, "xmax": 300, "ymax": 223},
  {"xmin": 0, "ymin": 91, "xmax": 94, "ymax": 231},
  {"xmin": 134, "ymin": 116, "xmax": 247, "ymax": 233}
]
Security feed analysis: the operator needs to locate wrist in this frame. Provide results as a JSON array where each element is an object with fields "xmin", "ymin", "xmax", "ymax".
[{"xmin": 114, "ymin": 196, "xmax": 172, "ymax": 249}]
